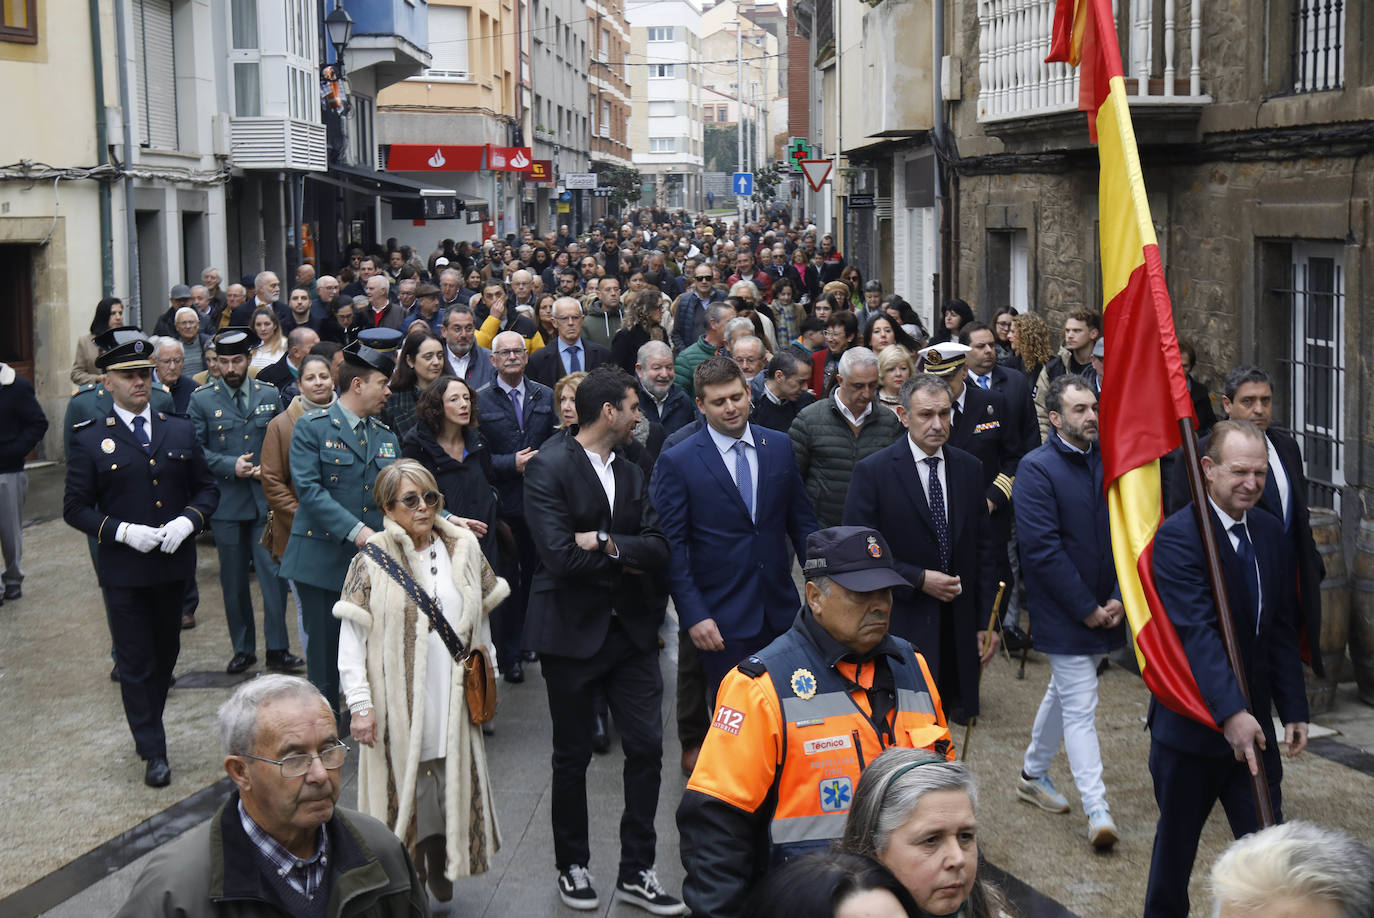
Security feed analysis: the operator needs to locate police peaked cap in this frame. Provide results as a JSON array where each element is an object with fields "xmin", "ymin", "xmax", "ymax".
[
  {"xmin": 343, "ymin": 327, "xmax": 405, "ymax": 377},
  {"xmin": 212, "ymin": 327, "xmax": 260, "ymax": 356},
  {"xmin": 94, "ymin": 327, "xmax": 156, "ymax": 371}
]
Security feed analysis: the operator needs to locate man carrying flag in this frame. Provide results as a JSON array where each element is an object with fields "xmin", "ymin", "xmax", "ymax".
[{"xmin": 1043, "ymin": 1, "xmax": 1310, "ymax": 914}]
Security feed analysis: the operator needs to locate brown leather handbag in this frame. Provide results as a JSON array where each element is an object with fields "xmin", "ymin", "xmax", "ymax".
[{"xmin": 359, "ymin": 544, "xmax": 499, "ymax": 724}]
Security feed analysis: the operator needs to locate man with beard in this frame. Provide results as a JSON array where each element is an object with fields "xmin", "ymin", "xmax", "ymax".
[
  {"xmin": 189, "ymin": 330, "xmax": 303, "ymax": 676},
  {"xmin": 634, "ymin": 341, "xmax": 693, "ymax": 437},
  {"xmin": 440, "ymin": 304, "xmax": 495, "ymax": 390}
]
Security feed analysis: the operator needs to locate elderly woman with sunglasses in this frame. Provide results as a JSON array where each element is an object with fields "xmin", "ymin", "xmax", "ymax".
[{"xmin": 333, "ymin": 459, "xmax": 509, "ymax": 902}]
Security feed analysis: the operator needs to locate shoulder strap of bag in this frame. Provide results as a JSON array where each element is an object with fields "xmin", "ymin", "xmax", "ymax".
[{"xmin": 359, "ymin": 542, "xmax": 471, "ymax": 664}]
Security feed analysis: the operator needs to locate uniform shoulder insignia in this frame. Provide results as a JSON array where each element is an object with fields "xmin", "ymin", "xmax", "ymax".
[
  {"xmin": 193, "ymin": 382, "xmax": 214, "ymax": 392},
  {"xmin": 73, "ymin": 382, "xmax": 96, "ymax": 396},
  {"xmin": 106, "ymin": 417, "xmax": 117, "ymax": 426},
  {"xmin": 736, "ymin": 656, "xmax": 768, "ymax": 678},
  {"xmin": 302, "ymin": 407, "xmax": 329, "ymax": 419},
  {"xmin": 160, "ymin": 384, "xmax": 170, "ymax": 393},
  {"xmin": 158, "ymin": 412, "xmax": 167, "ymax": 420},
  {"xmin": 72, "ymin": 418, "xmax": 95, "ymax": 430},
  {"xmin": 372, "ymin": 417, "xmax": 394, "ymax": 432}
]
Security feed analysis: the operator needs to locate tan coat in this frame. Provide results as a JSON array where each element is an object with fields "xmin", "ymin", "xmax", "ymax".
[
  {"xmin": 333, "ymin": 517, "xmax": 509, "ymax": 880},
  {"xmin": 259, "ymin": 395, "xmax": 334, "ymax": 559},
  {"xmin": 71, "ymin": 334, "xmax": 102, "ymax": 386}
]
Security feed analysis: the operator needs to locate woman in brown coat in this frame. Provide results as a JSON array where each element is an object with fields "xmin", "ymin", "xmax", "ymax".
[{"xmin": 260, "ymin": 353, "xmax": 338, "ymax": 650}]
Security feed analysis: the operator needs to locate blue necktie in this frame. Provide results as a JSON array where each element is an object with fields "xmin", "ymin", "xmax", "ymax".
[
  {"xmin": 567, "ymin": 344, "xmax": 582, "ymax": 374},
  {"xmin": 1231, "ymin": 521, "xmax": 1260, "ymax": 622},
  {"xmin": 977, "ymin": 374, "xmax": 991, "ymax": 389},
  {"xmin": 924, "ymin": 456, "xmax": 950, "ymax": 572},
  {"xmin": 509, "ymin": 386, "xmax": 523, "ymax": 428},
  {"xmin": 734, "ymin": 440, "xmax": 754, "ymax": 521},
  {"xmin": 132, "ymin": 416, "xmax": 151, "ymax": 453}
]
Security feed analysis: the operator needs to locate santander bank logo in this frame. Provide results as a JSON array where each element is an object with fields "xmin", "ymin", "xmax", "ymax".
[
  {"xmin": 490, "ymin": 150, "xmax": 506, "ymax": 168},
  {"xmin": 427, "ymin": 148, "xmax": 446, "ymax": 168},
  {"xmin": 510, "ymin": 149, "xmax": 530, "ymax": 169}
]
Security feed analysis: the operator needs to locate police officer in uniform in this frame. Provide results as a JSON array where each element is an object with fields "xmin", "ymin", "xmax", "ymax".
[
  {"xmin": 279, "ymin": 328, "xmax": 403, "ymax": 715},
  {"xmin": 63, "ymin": 328, "xmax": 187, "ymax": 676},
  {"xmin": 678, "ymin": 526, "xmax": 954, "ymax": 918},
  {"xmin": 63, "ymin": 331, "xmax": 218, "ymax": 787},
  {"xmin": 189, "ymin": 328, "xmax": 303, "ymax": 675}
]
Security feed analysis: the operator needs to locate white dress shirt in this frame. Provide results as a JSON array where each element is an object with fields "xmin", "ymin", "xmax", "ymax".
[
  {"xmin": 112, "ymin": 402, "xmax": 153, "ymax": 437},
  {"xmin": 707, "ymin": 423, "xmax": 758, "ymax": 517},
  {"xmin": 447, "ymin": 346, "xmax": 472, "ymax": 379},
  {"xmin": 1265, "ymin": 435, "xmax": 1291, "ymax": 523},
  {"xmin": 582, "ymin": 444, "xmax": 617, "ymax": 510},
  {"xmin": 908, "ymin": 438, "xmax": 948, "ymax": 514},
  {"xmin": 1209, "ymin": 496, "xmax": 1262, "ymax": 630},
  {"xmin": 834, "ymin": 390, "xmax": 873, "ymax": 428}
]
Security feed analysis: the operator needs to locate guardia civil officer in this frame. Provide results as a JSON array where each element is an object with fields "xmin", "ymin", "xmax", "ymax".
[
  {"xmin": 63, "ymin": 328, "xmax": 186, "ymax": 677},
  {"xmin": 678, "ymin": 526, "xmax": 954, "ymax": 918},
  {"xmin": 279, "ymin": 328, "xmax": 403, "ymax": 715},
  {"xmin": 63, "ymin": 330, "xmax": 218, "ymax": 787},
  {"xmin": 189, "ymin": 328, "xmax": 303, "ymax": 675}
]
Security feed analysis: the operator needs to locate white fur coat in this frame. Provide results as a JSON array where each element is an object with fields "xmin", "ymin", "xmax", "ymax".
[{"xmin": 333, "ymin": 516, "xmax": 509, "ymax": 878}]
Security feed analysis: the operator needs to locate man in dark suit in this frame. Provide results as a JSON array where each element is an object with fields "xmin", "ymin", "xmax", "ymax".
[
  {"xmin": 63, "ymin": 331, "xmax": 219, "ymax": 786},
  {"xmin": 522, "ymin": 365, "xmax": 685, "ymax": 916},
  {"xmin": 440, "ymin": 305, "xmax": 495, "ymax": 391},
  {"xmin": 651, "ymin": 357, "xmax": 818, "ymax": 703},
  {"xmin": 842, "ymin": 373, "xmax": 999, "ymax": 721},
  {"xmin": 1145, "ymin": 419, "xmax": 1310, "ymax": 917},
  {"xmin": 962, "ymin": 322, "xmax": 1040, "ymax": 647},
  {"xmin": 228, "ymin": 271, "xmax": 288, "ymax": 325},
  {"xmin": 478, "ymin": 330, "xmax": 557, "ymax": 682},
  {"xmin": 749, "ymin": 347, "xmax": 816, "ymax": 432},
  {"xmin": 921, "ymin": 341, "xmax": 1025, "ymax": 649},
  {"xmin": 1165, "ymin": 365, "xmax": 1325, "ymax": 677},
  {"xmin": 527, "ymin": 296, "xmax": 613, "ymax": 388}
]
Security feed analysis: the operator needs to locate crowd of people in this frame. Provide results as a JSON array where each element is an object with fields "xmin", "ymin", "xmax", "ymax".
[{"xmin": 0, "ymin": 208, "xmax": 1349, "ymax": 916}]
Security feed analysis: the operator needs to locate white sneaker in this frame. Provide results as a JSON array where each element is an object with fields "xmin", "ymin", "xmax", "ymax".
[
  {"xmin": 1087, "ymin": 807, "xmax": 1118, "ymax": 849},
  {"xmin": 1016, "ymin": 773, "xmax": 1070, "ymax": 813}
]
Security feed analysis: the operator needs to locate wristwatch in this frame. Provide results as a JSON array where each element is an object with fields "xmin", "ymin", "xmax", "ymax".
[{"xmin": 597, "ymin": 529, "xmax": 610, "ymax": 552}]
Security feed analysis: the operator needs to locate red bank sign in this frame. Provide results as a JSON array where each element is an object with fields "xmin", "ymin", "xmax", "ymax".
[
  {"xmin": 386, "ymin": 144, "xmax": 484, "ymax": 172},
  {"xmin": 487, "ymin": 145, "xmax": 533, "ymax": 172},
  {"xmin": 529, "ymin": 159, "xmax": 553, "ymax": 183}
]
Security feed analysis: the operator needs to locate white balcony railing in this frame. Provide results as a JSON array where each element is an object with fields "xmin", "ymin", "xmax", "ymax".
[
  {"xmin": 977, "ymin": 0, "xmax": 1209, "ymax": 123},
  {"xmin": 230, "ymin": 117, "xmax": 328, "ymax": 171}
]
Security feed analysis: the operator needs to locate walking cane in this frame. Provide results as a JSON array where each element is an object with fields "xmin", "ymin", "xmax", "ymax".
[
  {"xmin": 961, "ymin": 581, "xmax": 1006, "ymax": 761},
  {"xmin": 1016, "ymin": 619, "xmax": 1032, "ymax": 680}
]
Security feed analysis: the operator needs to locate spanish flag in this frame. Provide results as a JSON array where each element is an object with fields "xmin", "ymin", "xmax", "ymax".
[{"xmin": 1047, "ymin": 0, "xmax": 1214, "ymax": 727}]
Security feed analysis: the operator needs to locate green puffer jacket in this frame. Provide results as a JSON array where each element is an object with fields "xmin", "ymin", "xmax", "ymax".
[
  {"xmin": 114, "ymin": 793, "xmax": 426, "ymax": 918},
  {"xmin": 788, "ymin": 396, "xmax": 904, "ymax": 528},
  {"xmin": 674, "ymin": 336, "xmax": 722, "ymax": 399}
]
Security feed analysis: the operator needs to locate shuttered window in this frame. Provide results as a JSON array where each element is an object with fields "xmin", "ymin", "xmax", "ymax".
[
  {"xmin": 135, "ymin": 0, "xmax": 179, "ymax": 149},
  {"xmin": 425, "ymin": 4, "xmax": 470, "ymax": 77}
]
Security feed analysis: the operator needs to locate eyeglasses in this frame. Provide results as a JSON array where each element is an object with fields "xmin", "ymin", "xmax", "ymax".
[
  {"xmin": 392, "ymin": 489, "xmax": 441, "ymax": 510},
  {"xmin": 695, "ymin": 274, "xmax": 713, "ymax": 281},
  {"xmin": 493, "ymin": 347, "xmax": 526, "ymax": 358},
  {"xmin": 241, "ymin": 742, "xmax": 349, "ymax": 778}
]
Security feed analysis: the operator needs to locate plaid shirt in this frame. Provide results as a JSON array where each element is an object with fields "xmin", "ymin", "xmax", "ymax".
[{"xmin": 238, "ymin": 800, "xmax": 330, "ymax": 901}]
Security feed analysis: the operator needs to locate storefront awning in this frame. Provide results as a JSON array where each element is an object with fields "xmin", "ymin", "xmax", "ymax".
[{"xmin": 312, "ymin": 162, "xmax": 463, "ymax": 219}]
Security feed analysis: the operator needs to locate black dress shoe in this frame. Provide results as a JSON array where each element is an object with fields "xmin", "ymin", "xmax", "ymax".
[
  {"xmin": 226, "ymin": 652, "xmax": 257, "ymax": 675},
  {"xmin": 592, "ymin": 713, "xmax": 610, "ymax": 755},
  {"xmin": 3, "ymin": 585, "xmax": 20, "ymax": 601},
  {"xmin": 144, "ymin": 757, "xmax": 171, "ymax": 787},
  {"xmin": 522, "ymin": 650, "xmax": 539, "ymax": 663},
  {"xmin": 266, "ymin": 650, "xmax": 305, "ymax": 672},
  {"xmin": 504, "ymin": 661, "xmax": 524, "ymax": 684}
]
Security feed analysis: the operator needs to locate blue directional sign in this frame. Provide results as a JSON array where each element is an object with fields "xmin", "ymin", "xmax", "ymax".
[
  {"xmin": 559, "ymin": 190, "xmax": 573, "ymax": 202},
  {"xmin": 732, "ymin": 172, "xmax": 754, "ymax": 196}
]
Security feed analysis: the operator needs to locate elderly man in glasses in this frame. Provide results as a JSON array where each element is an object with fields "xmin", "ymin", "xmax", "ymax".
[{"xmin": 115, "ymin": 674, "xmax": 426, "ymax": 917}]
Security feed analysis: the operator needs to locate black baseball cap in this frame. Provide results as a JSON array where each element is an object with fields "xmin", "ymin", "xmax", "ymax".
[{"xmin": 802, "ymin": 526, "xmax": 911, "ymax": 593}]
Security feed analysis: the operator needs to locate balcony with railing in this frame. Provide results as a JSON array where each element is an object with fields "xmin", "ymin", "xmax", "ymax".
[{"xmin": 977, "ymin": 0, "xmax": 1210, "ymax": 143}]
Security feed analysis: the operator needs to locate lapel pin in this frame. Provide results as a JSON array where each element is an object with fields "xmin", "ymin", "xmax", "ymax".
[{"xmin": 101, "ymin": 438, "xmax": 116, "ymax": 454}]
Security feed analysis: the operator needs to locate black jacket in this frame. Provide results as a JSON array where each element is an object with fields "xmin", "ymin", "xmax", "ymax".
[
  {"xmin": 0, "ymin": 371, "xmax": 47, "ymax": 473},
  {"xmin": 526, "ymin": 337, "xmax": 614, "ymax": 389},
  {"xmin": 521, "ymin": 432, "xmax": 669, "ymax": 659},
  {"xmin": 402, "ymin": 419, "xmax": 499, "ymax": 563}
]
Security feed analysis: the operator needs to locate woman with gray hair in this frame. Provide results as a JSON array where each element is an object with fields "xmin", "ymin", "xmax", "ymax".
[
  {"xmin": 1209, "ymin": 821, "xmax": 1374, "ymax": 918},
  {"xmin": 840, "ymin": 748, "xmax": 1012, "ymax": 918},
  {"xmin": 333, "ymin": 459, "xmax": 509, "ymax": 901}
]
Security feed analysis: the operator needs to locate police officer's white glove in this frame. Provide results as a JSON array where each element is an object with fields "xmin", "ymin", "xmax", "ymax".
[
  {"xmin": 117, "ymin": 523, "xmax": 164, "ymax": 553},
  {"xmin": 158, "ymin": 517, "xmax": 196, "ymax": 554}
]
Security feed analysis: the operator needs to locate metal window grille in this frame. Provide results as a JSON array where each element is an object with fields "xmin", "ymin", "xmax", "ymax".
[
  {"xmin": 1275, "ymin": 245, "xmax": 1345, "ymax": 508},
  {"xmin": 1291, "ymin": 0, "xmax": 1344, "ymax": 93}
]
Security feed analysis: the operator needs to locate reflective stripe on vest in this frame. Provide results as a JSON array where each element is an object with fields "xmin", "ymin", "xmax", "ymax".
[{"xmin": 757, "ymin": 627, "xmax": 945, "ymax": 858}]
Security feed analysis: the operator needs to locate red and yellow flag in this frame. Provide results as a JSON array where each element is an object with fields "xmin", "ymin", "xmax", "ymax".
[{"xmin": 1047, "ymin": 0, "xmax": 1215, "ymax": 727}]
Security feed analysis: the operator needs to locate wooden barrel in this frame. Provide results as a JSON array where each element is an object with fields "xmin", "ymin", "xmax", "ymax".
[
  {"xmin": 1351, "ymin": 518, "xmax": 1374, "ymax": 707},
  {"xmin": 1305, "ymin": 510, "xmax": 1348, "ymax": 714}
]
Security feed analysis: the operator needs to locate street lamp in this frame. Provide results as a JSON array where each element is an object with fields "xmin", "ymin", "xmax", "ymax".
[
  {"xmin": 726, "ymin": 19, "xmax": 743, "ymax": 229},
  {"xmin": 325, "ymin": 5, "xmax": 355, "ymax": 66}
]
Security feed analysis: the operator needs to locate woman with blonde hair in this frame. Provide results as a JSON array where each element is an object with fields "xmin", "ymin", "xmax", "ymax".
[
  {"xmin": 840, "ymin": 748, "xmax": 1013, "ymax": 918},
  {"xmin": 876, "ymin": 345, "xmax": 914, "ymax": 413},
  {"xmin": 249, "ymin": 305, "xmax": 287, "ymax": 372},
  {"xmin": 334, "ymin": 459, "xmax": 508, "ymax": 900}
]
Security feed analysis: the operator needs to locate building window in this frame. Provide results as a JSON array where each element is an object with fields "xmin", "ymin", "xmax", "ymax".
[
  {"xmin": 424, "ymin": 4, "xmax": 471, "ymax": 78},
  {"xmin": 651, "ymin": 63, "xmax": 674, "ymax": 78},
  {"xmin": 135, "ymin": 0, "xmax": 179, "ymax": 148},
  {"xmin": 648, "ymin": 100, "xmax": 675, "ymax": 117},
  {"xmin": 650, "ymin": 137, "xmax": 676, "ymax": 153},
  {"xmin": 600, "ymin": 100, "xmax": 611, "ymax": 137},
  {"xmin": 1275, "ymin": 243, "xmax": 1346, "ymax": 507},
  {"xmin": 1291, "ymin": 0, "xmax": 1344, "ymax": 92},
  {"xmin": 0, "ymin": 0, "xmax": 38, "ymax": 43},
  {"xmin": 599, "ymin": 27, "xmax": 609, "ymax": 62},
  {"xmin": 703, "ymin": 106, "xmax": 714, "ymax": 122},
  {"xmin": 647, "ymin": 26, "xmax": 672, "ymax": 41},
  {"xmin": 985, "ymin": 229, "xmax": 1029, "ymax": 313}
]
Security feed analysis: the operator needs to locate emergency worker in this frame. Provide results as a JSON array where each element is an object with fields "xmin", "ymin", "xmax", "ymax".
[{"xmin": 678, "ymin": 525, "xmax": 954, "ymax": 918}]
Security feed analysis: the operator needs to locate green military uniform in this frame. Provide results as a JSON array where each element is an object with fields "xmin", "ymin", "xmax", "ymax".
[{"xmin": 188, "ymin": 370, "xmax": 293, "ymax": 667}]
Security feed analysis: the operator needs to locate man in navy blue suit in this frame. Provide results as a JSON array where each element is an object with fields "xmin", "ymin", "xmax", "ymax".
[
  {"xmin": 842, "ymin": 373, "xmax": 999, "ymax": 722},
  {"xmin": 652, "ymin": 357, "xmax": 819, "ymax": 711},
  {"xmin": 1145, "ymin": 419, "xmax": 1310, "ymax": 917}
]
